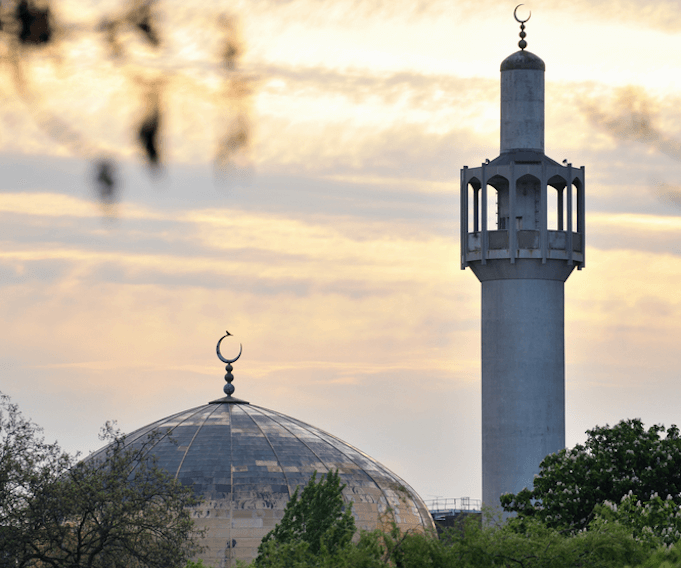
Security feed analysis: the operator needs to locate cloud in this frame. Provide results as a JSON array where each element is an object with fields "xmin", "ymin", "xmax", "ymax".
[
  {"xmin": 582, "ymin": 86, "xmax": 681, "ymax": 162},
  {"xmin": 233, "ymin": 0, "xmax": 681, "ymax": 35},
  {"xmin": 655, "ymin": 182, "xmax": 681, "ymax": 210},
  {"xmin": 588, "ymin": 212, "xmax": 681, "ymax": 257},
  {"xmin": 542, "ymin": 0, "xmax": 681, "ymax": 33},
  {"xmin": 255, "ymin": 64, "xmax": 496, "ymax": 112}
]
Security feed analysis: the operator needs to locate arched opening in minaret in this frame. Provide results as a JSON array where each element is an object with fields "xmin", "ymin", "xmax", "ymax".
[
  {"xmin": 487, "ymin": 174, "xmax": 508, "ymax": 231},
  {"xmin": 466, "ymin": 177, "xmax": 482, "ymax": 233},
  {"xmin": 546, "ymin": 177, "xmax": 581, "ymax": 234},
  {"xmin": 465, "ymin": 176, "xmax": 504, "ymax": 235},
  {"xmin": 570, "ymin": 178, "xmax": 580, "ymax": 234},
  {"xmin": 572, "ymin": 177, "xmax": 585, "ymax": 254},
  {"xmin": 513, "ymin": 174, "xmax": 541, "ymax": 231},
  {"xmin": 547, "ymin": 176, "xmax": 567, "ymax": 232}
]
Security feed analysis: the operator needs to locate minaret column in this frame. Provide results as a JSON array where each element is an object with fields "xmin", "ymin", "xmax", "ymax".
[{"xmin": 472, "ymin": 261, "xmax": 572, "ymax": 507}]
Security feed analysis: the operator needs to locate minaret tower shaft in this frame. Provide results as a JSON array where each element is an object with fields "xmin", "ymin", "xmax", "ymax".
[{"xmin": 460, "ymin": 11, "xmax": 585, "ymax": 510}]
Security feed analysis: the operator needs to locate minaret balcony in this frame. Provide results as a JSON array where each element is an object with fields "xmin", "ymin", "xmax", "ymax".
[
  {"xmin": 460, "ymin": 151, "xmax": 585, "ymax": 270},
  {"xmin": 464, "ymin": 229, "xmax": 583, "ymax": 263}
]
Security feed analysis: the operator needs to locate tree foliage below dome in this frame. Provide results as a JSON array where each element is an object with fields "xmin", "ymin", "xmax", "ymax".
[
  {"xmin": 255, "ymin": 469, "xmax": 356, "ymax": 566},
  {"xmin": 0, "ymin": 392, "xmax": 203, "ymax": 568}
]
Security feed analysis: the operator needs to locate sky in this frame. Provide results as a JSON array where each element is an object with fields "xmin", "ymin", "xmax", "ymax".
[{"xmin": 2, "ymin": 0, "xmax": 681, "ymax": 506}]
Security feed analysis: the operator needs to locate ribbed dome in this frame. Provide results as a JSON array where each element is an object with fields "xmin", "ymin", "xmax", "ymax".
[{"xmin": 89, "ymin": 399, "xmax": 435, "ymax": 567}]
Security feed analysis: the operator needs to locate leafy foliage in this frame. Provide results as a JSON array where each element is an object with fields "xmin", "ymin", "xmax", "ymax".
[
  {"xmin": 593, "ymin": 492, "xmax": 681, "ymax": 549},
  {"xmin": 451, "ymin": 514, "xmax": 651, "ymax": 568},
  {"xmin": 184, "ymin": 560, "xmax": 211, "ymax": 568},
  {"xmin": 0, "ymin": 392, "xmax": 72, "ymax": 563},
  {"xmin": 255, "ymin": 470, "xmax": 356, "ymax": 567},
  {"xmin": 501, "ymin": 419, "xmax": 681, "ymax": 532},
  {"xmin": 0, "ymin": 393, "xmax": 203, "ymax": 568},
  {"xmin": 249, "ymin": 512, "xmax": 656, "ymax": 568},
  {"xmin": 627, "ymin": 544, "xmax": 681, "ymax": 568}
]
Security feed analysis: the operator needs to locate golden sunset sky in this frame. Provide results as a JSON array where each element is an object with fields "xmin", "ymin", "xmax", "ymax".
[{"xmin": 2, "ymin": 0, "xmax": 681, "ymax": 504}]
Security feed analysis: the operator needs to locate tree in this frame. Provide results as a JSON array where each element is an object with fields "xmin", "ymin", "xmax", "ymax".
[
  {"xmin": 0, "ymin": 392, "xmax": 72, "ymax": 564},
  {"xmin": 441, "ymin": 513, "xmax": 651, "ymax": 568},
  {"xmin": 500, "ymin": 419, "xmax": 681, "ymax": 533},
  {"xmin": 254, "ymin": 470, "xmax": 356, "ymax": 567},
  {"xmin": 0, "ymin": 393, "xmax": 203, "ymax": 568},
  {"xmin": 628, "ymin": 543, "xmax": 681, "ymax": 568},
  {"xmin": 591, "ymin": 492, "xmax": 681, "ymax": 549}
]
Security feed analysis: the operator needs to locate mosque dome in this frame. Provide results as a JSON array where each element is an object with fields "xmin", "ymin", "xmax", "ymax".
[{"xmin": 88, "ymin": 337, "xmax": 435, "ymax": 567}]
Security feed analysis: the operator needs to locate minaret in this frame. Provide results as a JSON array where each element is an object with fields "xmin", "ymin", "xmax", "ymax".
[{"xmin": 460, "ymin": 9, "xmax": 585, "ymax": 511}]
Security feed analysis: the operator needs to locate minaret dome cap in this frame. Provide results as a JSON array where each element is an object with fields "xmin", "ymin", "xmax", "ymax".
[{"xmin": 501, "ymin": 50, "xmax": 545, "ymax": 72}]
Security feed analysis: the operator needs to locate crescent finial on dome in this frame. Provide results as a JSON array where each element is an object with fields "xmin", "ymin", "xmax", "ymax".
[{"xmin": 217, "ymin": 332, "xmax": 242, "ymax": 397}]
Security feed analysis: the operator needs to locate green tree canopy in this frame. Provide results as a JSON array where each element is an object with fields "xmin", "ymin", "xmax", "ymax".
[
  {"xmin": 446, "ymin": 514, "xmax": 652, "ymax": 568},
  {"xmin": 255, "ymin": 470, "xmax": 356, "ymax": 567},
  {"xmin": 500, "ymin": 419, "xmax": 681, "ymax": 533},
  {"xmin": 0, "ymin": 393, "xmax": 72, "ymax": 564},
  {"xmin": 0, "ymin": 393, "xmax": 203, "ymax": 568}
]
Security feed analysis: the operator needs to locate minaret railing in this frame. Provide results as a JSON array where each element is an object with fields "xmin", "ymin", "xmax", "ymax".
[
  {"xmin": 540, "ymin": 159, "xmax": 548, "ymax": 263},
  {"xmin": 567, "ymin": 163, "xmax": 573, "ymax": 265},
  {"xmin": 578, "ymin": 166, "xmax": 586, "ymax": 268},
  {"xmin": 460, "ymin": 166, "xmax": 467, "ymax": 270},
  {"xmin": 509, "ymin": 161, "xmax": 516, "ymax": 264},
  {"xmin": 481, "ymin": 163, "xmax": 488, "ymax": 265}
]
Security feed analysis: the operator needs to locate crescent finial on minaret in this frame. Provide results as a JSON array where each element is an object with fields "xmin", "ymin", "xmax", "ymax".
[{"xmin": 514, "ymin": 4, "xmax": 531, "ymax": 50}]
